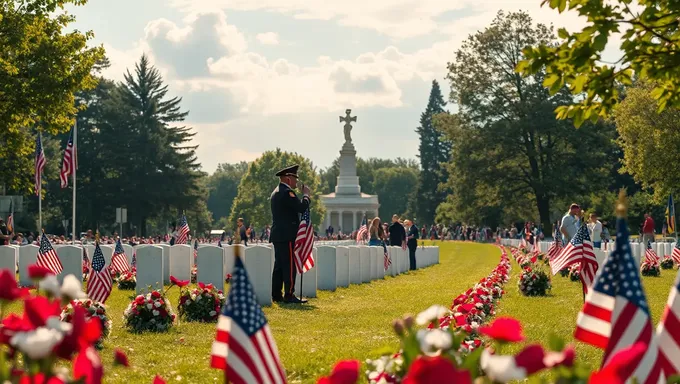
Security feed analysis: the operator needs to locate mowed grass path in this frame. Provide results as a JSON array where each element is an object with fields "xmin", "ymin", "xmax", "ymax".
[
  {"xmin": 80, "ymin": 242, "xmax": 502, "ymax": 383},
  {"xmin": 498, "ymin": 247, "xmax": 678, "ymax": 375}
]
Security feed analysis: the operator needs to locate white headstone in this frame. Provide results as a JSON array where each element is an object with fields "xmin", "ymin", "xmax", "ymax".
[
  {"xmin": 99, "ymin": 245, "xmax": 113, "ymax": 268},
  {"xmin": 387, "ymin": 247, "xmax": 398, "ymax": 277},
  {"xmin": 402, "ymin": 247, "xmax": 409, "ymax": 273},
  {"xmin": 19, "ymin": 244, "xmax": 39, "ymax": 286},
  {"xmin": 359, "ymin": 246, "xmax": 370, "ymax": 283},
  {"xmin": 335, "ymin": 246, "xmax": 350, "ymax": 287},
  {"xmin": 664, "ymin": 242, "xmax": 672, "ymax": 257},
  {"xmin": 347, "ymin": 246, "xmax": 361, "ymax": 285},
  {"xmin": 169, "ymin": 244, "xmax": 192, "ymax": 282},
  {"xmin": 316, "ymin": 246, "xmax": 337, "ymax": 291},
  {"xmin": 196, "ymin": 246, "xmax": 225, "ymax": 291},
  {"xmin": 295, "ymin": 249, "xmax": 317, "ymax": 298},
  {"xmin": 244, "ymin": 246, "xmax": 273, "ymax": 306},
  {"xmin": 224, "ymin": 245, "xmax": 244, "ymax": 276},
  {"xmin": 0, "ymin": 246, "xmax": 18, "ymax": 280},
  {"xmin": 136, "ymin": 245, "xmax": 164, "ymax": 295},
  {"xmin": 157, "ymin": 244, "xmax": 171, "ymax": 284},
  {"xmin": 122, "ymin": 244, "xmax": 134, "ymax": 266},
  {"xmin": 368, "ymin": 246, "xmax": 379, "ymax": 280},
  {"xmin": 56, "ymin": 245, "xmax": 83, "ymax": 284}
]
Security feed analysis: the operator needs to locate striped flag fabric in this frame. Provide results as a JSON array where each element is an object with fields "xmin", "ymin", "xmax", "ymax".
[
  {"xmin": 210, "ymin": 256, "xmax": 286, "ymax": 384},
  {"xmin": 550, "ymin": 224, "xmax": 594, "ymax": 275},
  {"xmin": 356, "ymin": 216, "xmax": 368, "ymax": 244},
  {"xmin": 37, "ymin": 233, "xmax": 63, "ymax": 275},
  {"xmin": 671, "ymin": 242, "xmax": 680, "ymax": 265},
  {"xmin": 111, "ymin": 239, "xmax": 130, "ymax": 273},
  {"xmin": 574, "ymin": 215, "xmax": 664, "ymax": 383},
  {"xmin": 547, "ymin": 228, "xmax": 563, "ymax": 260},
  {"xmin": 35, "ymin": 133, "xmax": 46, "ymax": 195},
  {"xmin": 645, "ymin": 241, "xmax": 661, "ymax": 264},
  {"xmin": 382, "ymin": 241, "xmax": 391, "ymax": 271},
  {"xmin": 87, "ymin": 243, "xmax": 113, "ymax": 303},
  {"xmin": 294, "ymin": 208, "xmax": 315, "ymax": 274},
  {"xmin": 175, "ymin": 214, "xmax": 190, "ymax": 245},
  {"xmin": 655, "ymin": 268, "xmax": 680, "ymax": 377},
  {"xmin": 193, "ymin": 239, "xmax": 199, "ymax": 262},
  {"xmin": 59, "ymin": 124, "xmax": 77, "ymax": 188}
]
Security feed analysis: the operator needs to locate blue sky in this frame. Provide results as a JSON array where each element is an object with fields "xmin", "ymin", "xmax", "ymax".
[{"xmin": 67, "ymin": 0, "xmax": 622, "ymax": 173}]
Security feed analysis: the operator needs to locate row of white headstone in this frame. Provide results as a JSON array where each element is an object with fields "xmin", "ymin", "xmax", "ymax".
[
  {"xmin": 500, "ymin": 239, "xmax": 676, "ymax": 272},
  {"xmin": 0, "ymin": 244, "xmax": 440, "ymax": 307}
]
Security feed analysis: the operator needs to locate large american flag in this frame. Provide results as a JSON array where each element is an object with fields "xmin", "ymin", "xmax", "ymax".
[
  {"xmin": 111, "ymin": 239, "xmax": 130, "ymax": 273},
  {"xmin": 37, "ymin": 233, "xmax": 63, "ymax": 274},
  {"xmin": 356, "ymin": 216, "xmax": 368, "ymax": 243},
  {"xmin": 294, "ymin": 208, "xmax": 315, "ymax": 274},
  {"xmin": 87, "ymin": 243, "xmax": 113, "ymax": 303},
  {"xmin": 35, "ymin": 133, "xmax": 46, "ymax": 195},
  {"xmin": 546, "ymin": 228, "xmax": 562, "ymax": 260},
  {"xmin": 382, "ymin": 241, "xmax": 391, "ymax": 271},
  {"xmin": 645, "ymin": 241, "xmax": 660, "ymax": 264},
  {"xmin": 671, "ymin": 242, "xmax": 680, "ymax": 265},
  {"xmin": 176, "ymin": 214, "xmax": 190, "ymax": 245},
  {"xmin": 59, "ymin": 124, "xmax": 77, "ymax": 188},
  {"xmin": 574, "ymin": 216, "xmax": 664, "ymax": 383},
  {"xmin": 656, "ymin": 268, "xmax": 680, "ymax": 377},
  {"xmin": 210, "ymin": 256, "xmax": 286, "ymax": 383}
]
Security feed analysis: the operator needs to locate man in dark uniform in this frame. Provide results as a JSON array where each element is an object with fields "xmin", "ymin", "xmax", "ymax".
[
  {"xmin": 270, "ymin": 164, "xmax": 310, "ymax": 304},
  {"xmin": 388, "ymin": 214, "xmax": 406, "ymax": 247},
  {"xmin": 406, "ymin": 219, "xmax": 419, "ymax": 270}
]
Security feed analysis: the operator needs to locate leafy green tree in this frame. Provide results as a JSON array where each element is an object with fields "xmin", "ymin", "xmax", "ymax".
[
  {"xmin": 229, "ymin": 149, "xmax": 325, "ymax": 228},
  {"xmin": 415, "ymin": 80, "xmax": 450, "ymax": 224},
  {"xmin": 0, "ymin": 0, "xmax": 104, "ymax": 193},
  {"xmin": 207, "ymin": 162, "xmax": 249, "ymax": 221},
  {"xmin": 439, "ymin": 10, "xmax": 616, "ymax": 231},
  {"xmin": 517, "ymin": 0, "xmax": 680, "ymax": 126},
  {"xmin": 321, "ymin": 157, "xmax": 418, "ymax": 195},
  {"xmin": 372, "ymin": 167, "xmax": 418, "ymax": 220}
]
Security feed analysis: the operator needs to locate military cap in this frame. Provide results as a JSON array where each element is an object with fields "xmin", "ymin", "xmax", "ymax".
[{"xmin": 275, "ymin": 164, "xmax": 299, "ymax": 177}]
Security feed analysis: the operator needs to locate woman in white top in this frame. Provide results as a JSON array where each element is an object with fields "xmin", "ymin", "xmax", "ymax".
[{"xmin": 587, "ymin": 213, "xmax": 603, "ymax": 248}]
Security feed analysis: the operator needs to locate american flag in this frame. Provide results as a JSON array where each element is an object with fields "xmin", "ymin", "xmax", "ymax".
[
  {"xmin": 382, "ymin": 242, "xmax": 391, "ymax": 271},
  {"xmin": 37, "ymin": 232, "xmax": 63, "ymax": 274},
  {"xmin": 210, "ymin": 256, "xmax": 286, "ymax": 383},
  {"xmin": 656, "ymin": 268, "xmax": 680, "ymax": 377},
  {"xmin": 175, "ymin": 214, "xmax": 190, "ymax": 245},
  {"xmin": 35, "ymin": 133, "xmax": 46, "ymax": 195},
  {"xmin": 356, "ymin": 216, "xmax": 368, "ymax": 243},
  {"xmin": 558, "ymin": 224, "xmax": 599, "ymax": 293},
  {"xmin": 87, "ymin": 243, "xmax": 113, "ymax": 303},
  {"xmin": 294, "ymin": 208, "xmax": 315, "ymax": 273},
  {"xmin": 111, "ymin": 239, "xmax": 130, "ymax": 273},
  {"xmin": 645, "ymin": 241, "xmax": 660, "ymax": 264},
  {"xmin": 671, "ymin": 242, "xmax": 680, "ymax": 265},
  {"xmin": 82, "ymin": 247, "xmax": 90, "ymax": 273},
  {"xmin": 574, "ymin": 216, "xmax": 664, "ymax": 383},
  {"xmin": 547, "ymin": 228, "xmax": 562, "ymax": 260},
  {"xmin": 193, "ymin": 239, "xmax": 199, "ymax": 262},
  {"xmin": 59, "ymin": 124, "xmax": 77, "ymax": 189},
  {"xmin": 550, "ymin": 224, "xmax": 593, "ymax": 274}
]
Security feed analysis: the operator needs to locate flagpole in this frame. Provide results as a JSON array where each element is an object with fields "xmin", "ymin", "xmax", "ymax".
[{"xmin": 72, "ymin": 120, "xmax": 77, "ymax": 245}]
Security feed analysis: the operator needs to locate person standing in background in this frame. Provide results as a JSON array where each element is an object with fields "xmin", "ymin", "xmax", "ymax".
[
  {"xmin": 642, "ymin": 213, "xmax": 655, "ymax": 245},
  {"xmin": 587, "ymin": 213, "xmax": 603, "ymax": 248},
  {"xmin": 406, "ymin": 219, "xmax": 419, "ymax": 270},
  {"xmin": 560, "ymin": 203, "xmax": 581, "ymax": 244},
  {"xmin": 236, "ymin": 218, "xmax": 248, "ymax": 246}
]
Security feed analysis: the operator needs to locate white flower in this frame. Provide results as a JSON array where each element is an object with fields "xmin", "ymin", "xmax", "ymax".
[
  {"xmin": 416, "ymin": 305, "xmax": 449, "ymax": 326},
  {"xmin": 471, "ymin": 321, "xmax": 480, "ymax": 330},
  {"xmin": 480, "ymin": 348, "xmax": 527, "ymax": 382},
  {"xmin": 154, "ymin": 301, "xmax": 162, "ymax": 308},
  {"xmin": 46, "ymin": 316, "xmax": 73, "ymax": 334},
  {"xmin": 11, "ymin": 327, "xmax": 64, "ymax": 359},
  {"xmin": 209, "ymin": 311, "xmax": 217, "ymax": 317},
  {"xmin": 61, "ymin": 275, "xmax": 87, "ymax": 300},
  {"xmin": 195, "ymin": 295, "xmax": 202, "ymax": 301},
  {"xmin": 146, "ymin": 304, "xmax": 153, "ymax": 310},
  {"xmin": 417, "ymin": 329, "xmax": 452, "ymax": 354},
  {"xmin": 39, "ymin": 275, "xmax": 61, "ymax": 298},
  {"xmin": 152, "ymin": 310, "xmax": 160, "ymax": 317}
]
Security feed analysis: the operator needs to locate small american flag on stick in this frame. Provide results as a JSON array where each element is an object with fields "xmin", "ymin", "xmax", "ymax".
[
  {"xmin": 111, "ymin": 239, "xmax": 130, "ymax": 273},
  {"xmin": 59, "ymin": 124, "xmax": 77, "ymax": 188},
  {"xmin": 87, "ymin": 242, "xmax": 113, "ymax": 303},
  {"xmin": 656, "ymin": 268, "xmax": 680, "ymax": 377},
  {"xmin": 176, "ymin": 214, "xmax": 190, "ymax": 245},
  {"xmin": 37, "ymin": 232, "xmax": 63, "ymax": 275},
  {"xmin": 546, "ymin": 228, "xmax": 562, "ymax": 260},
  {"xmin": 294, "ymin": 208, "xmax": 315, "ymax": 273},
  {"xmin": 551, "ymin": 224, "xmax": 598, "ymax": 294},
  {"xmin": 382, "ymin": 242, "xmax": 391, "ymax": 271},
  {"xmin": 645, "ymin": 241, "xmax": 660, "ymax": 264},
  {"xmin": 356, "ymin": 216, "xmax": 368, "ymax": 244},
  {"xmin": 671, "ymin": 242, "xmax": 680, "ymax": 265}
]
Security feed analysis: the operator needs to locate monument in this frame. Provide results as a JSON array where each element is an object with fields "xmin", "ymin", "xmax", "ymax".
[{"xmin": 320, "ymin": 110, "xmax": 380, "ymax": 233}]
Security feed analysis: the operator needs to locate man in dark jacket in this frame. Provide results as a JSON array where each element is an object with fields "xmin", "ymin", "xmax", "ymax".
[
  {"xmin": 270, "ymin": 164, "xmax": 310, "ymax": 304},
  {"xmin": 388, "ymin": 214, "xmax": 406, "ymax": 248},
  {"xmin": 406, "ymin": 219, "xmax": 419, "ymax": 270}
]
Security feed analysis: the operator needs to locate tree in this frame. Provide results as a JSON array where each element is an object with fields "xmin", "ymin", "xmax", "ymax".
[
  {"xmin": 415, "ymin": 80, "xmax": 450, "ymax": 224},
  {"xmin": 0, "ymin": 0, "xmax": 104, "ymax": 193},
  {"xmin": 321, "ymin": 157, "xmax": 419, "ymax": 195},
  {"xmin": 440, "ymin": 10, "xmax": 616, "ymax": 231},
  {"xmin": 372, "ymin": 167, "xmax": 418, "ymax": 220},
  {"xmin": 229, "ymin": 149, "xmax": 325, "ymax": 228},
  {"xmin": 613, "ymin": 81, "xmax": 680, "ymax": 200},
  {"xmin": 517, "ymin": 0, "xmax": 680, "ymax": 126},
  {"xmin": 206, "ymin": 162, "xmax": 249, "ymax": 221}
]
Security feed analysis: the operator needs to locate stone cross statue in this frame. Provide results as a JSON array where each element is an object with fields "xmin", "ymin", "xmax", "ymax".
[{"xmin": 339, "ymin": 109, "xmax": 357, "ymax": 143}]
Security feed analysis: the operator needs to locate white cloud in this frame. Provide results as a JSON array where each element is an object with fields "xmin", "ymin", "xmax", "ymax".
[{"xmin": 256, "ymin": 32, "xmax": 279, "ymax": 45}]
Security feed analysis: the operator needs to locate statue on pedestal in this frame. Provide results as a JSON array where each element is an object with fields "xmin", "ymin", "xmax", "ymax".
[{"xmin": 339, "ymin": 109, "xmax": 357, "ymax": 144}]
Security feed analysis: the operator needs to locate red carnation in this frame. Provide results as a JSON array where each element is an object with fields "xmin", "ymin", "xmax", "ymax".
[
  {"xmin": 0, "ymin": 270, "xmax": 28, "ymax": 302},
  {"xmin": 317, "ymin": 360, "xmax": 360, "ymax": 384},
  {"xmin": 170, "ymin": 276, "xmax": 189, "ymax": 288},
  {"xmin": 403, "ymin": 356, "xmax": 471, "ymax": 384},
  {"xmin": 479, "ymin": 317, "xmax": 524, "ymax": 343},
  {"xmin": 113, "ymin": 349, "xmax": 130, "ymax": 367},
  {"xmin": 27, "ymin": 264, "xmax": 54, "ymax": 280}
]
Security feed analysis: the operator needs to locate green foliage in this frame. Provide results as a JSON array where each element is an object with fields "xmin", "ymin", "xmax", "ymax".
[
  {"xmin": 415, "ymin": 80, "xmax": 450, "ymax": 224},
  {"xmin": 0, "ymin": 0, "xmax": 105, "ymax": 193},
  {"xmin": 206, "ymin": 162, "xmax": 248, "ymax": 221},
  {"xmin": 517, "ymin": 0, "xmax": 680, "ymax": 126},
  {"xmin": 372, "ymin": 167, "xmax": 418, "ymax": 220},
  {"xmin": 229, "ymin": 149, "xmax": 324, "ymax": 228}
]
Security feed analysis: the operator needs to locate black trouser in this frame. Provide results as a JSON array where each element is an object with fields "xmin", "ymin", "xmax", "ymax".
[
  {"xmin": 408, "ymin": 244, "xmax": 417, "ymax": 270},
  {"xmin": 272, "ymin": 241, "xmax": 296, "ymax": 299}
]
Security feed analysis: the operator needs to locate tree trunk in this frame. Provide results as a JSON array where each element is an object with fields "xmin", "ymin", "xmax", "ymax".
[
  {"xmin": 536, "ymin": 195, "xmax": 552, "ymax": 237},
  {"xmin": 140, "ymin": 216, "xmax": 147, "ymax": 237}
]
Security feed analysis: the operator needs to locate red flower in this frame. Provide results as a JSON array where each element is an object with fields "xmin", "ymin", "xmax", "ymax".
[
  {"xmin": 73, "ymin": 346, "xmax": 103, "ymax": 384},
  {"xmin": 514, "ymin": 344, "xmax": 546, "ymax": 375},
  {"xmin": 27, "ymin": 264, "xmax": 54, "ymax": 280},
  {"xmin": 153, "ymin": 375, "xmax": 167, "ymax": 384},
  {"xmin": 18, "ymin": 373, "xmax": 65, "ymax": 384},
  {"xmin": 317, "ymin": 360, "xmax": 360, "ymax": 384},
  {"xmin": 0, "ymin": 314, "xmax": 32, "ymax": 345},
  {"xmin": 24, "ymin": 296, "xmax": 61, "ymax": 329},
  {"xmin": 54, "ymin": 306, "xmax": 102, "ymax": 359},
  {"xmin": 151, "ymin": 291, "xmax": 161, "ymax": 299},
  {"xmin": 0, "ymin": 270, "xmax": 28, "ymax": 302},
  {"xmin": 113, "ymin": 349, "xmax": 130, "ymax": 367},
  {"xmin": 479, "ymin": 317, "xmax": 524, "ymax": 343},
  {"xmin": 170, "ymin": 276, "xmax": 189, "ymax": 287},
  {"xmin": 403, "ymin": 356, "xmax": 471, "ymax": 384},
  {"xmin": 589, "ymin": 342, "xmax": 646, "ymax": 384},
  {"xmin": 198, "ymin": 282, "xmax": 214, "ymax": 291},
  {"xmin": 134, "ymin": 296, "xmax": 145, "ymax": 305}
]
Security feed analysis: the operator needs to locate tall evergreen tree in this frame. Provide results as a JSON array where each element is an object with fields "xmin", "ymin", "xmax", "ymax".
[{"xmin": 415, "ymin": 80, "xmax": 450, "ymax": 224}]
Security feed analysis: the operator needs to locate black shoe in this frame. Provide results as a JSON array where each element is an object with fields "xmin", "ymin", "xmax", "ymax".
[
  {"xmin": 283, "ymin": 296, "xmax": 308, "ymax": 304},
  {"xmin": 273, "ymin": 296, "xmax": 284, "ymax": 303}
]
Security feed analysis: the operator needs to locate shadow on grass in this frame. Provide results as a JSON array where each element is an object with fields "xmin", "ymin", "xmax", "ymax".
[{"xmin": 274, "ymin": 303, "xmax": 319, "ymax": 311}]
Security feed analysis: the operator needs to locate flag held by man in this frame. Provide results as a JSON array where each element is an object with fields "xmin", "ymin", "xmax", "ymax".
[{"xmin": 294, "ymin": 208, "xmax": 315, "ymax": 274}]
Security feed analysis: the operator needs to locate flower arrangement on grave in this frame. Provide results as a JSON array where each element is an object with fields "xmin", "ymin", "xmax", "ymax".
[
  {"xmin": 0, "ymin": 265, "xmax": 131, "ymax": 383},
  {"xmin": 122, "ymin": 279, "xmax": 180, "ymax": 333},
  {"xmin": 191, "ymin": 265, "xmax": 197, "ymax": 283},
  {"xmin": 568, "ymin": 263, "xmax": 581, "ymax": 282},
  {"xmin": 225, "ymin": 273, "xmax": 232, "ymax": 283},
  {"xmin": 60, "ymin": 299, "xmax": 112, "ymax": 350},
  {"xmin": 116, "ymin": 269, "xmax": 137, "ymax": 290},
  {"xmin": 517, "ymin": 265, "xmax": 551, "ymax": 297},
  {"xmin": 177, "ymin": 282, "xmax": 226, "ymax": 322},
  {"xmin": 640, "ymin": 260, "xmax": 661, "ymax": 277},
  {"xmin": 660, "ymin": 256, "xmax": 674, "ymax": 270}
]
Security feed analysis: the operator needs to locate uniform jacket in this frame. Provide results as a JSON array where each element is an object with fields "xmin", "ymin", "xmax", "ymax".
[
  {"xmin": 270, "ymin": 182, "xmax": 310, "ymax": 242},
  {"xmin": 388, "ymin": 222, "xmax": 406, "ymax": 246},
  {"xmin": 407, "ymin": 224, "xmax": 419, "ymax": 248}
]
